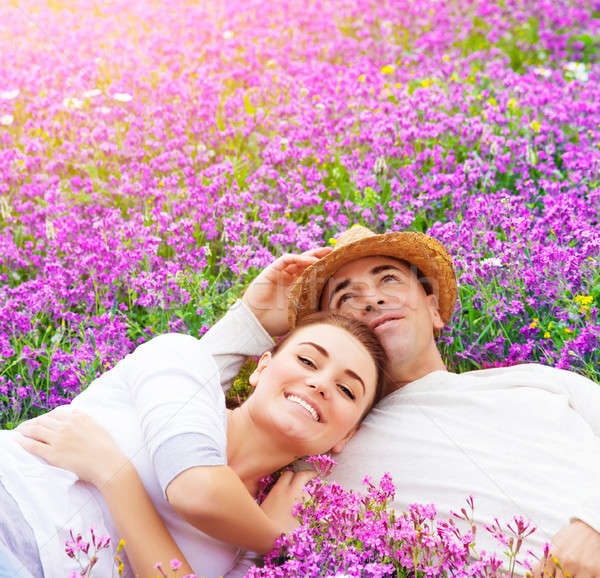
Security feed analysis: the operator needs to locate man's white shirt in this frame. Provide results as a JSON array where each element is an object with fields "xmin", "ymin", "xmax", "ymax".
[{"xmin": 212, "ymin": 301, "xmax": 600, "ymax": 572}]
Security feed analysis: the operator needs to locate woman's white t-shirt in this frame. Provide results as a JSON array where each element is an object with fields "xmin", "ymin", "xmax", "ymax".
[{"xmin": 0, "ymin": 319, "xmax": 265, "ymax": 578}]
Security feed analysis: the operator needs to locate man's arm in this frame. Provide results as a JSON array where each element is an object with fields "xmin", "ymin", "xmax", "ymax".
[
  {"xmin": 201, "ymin": 247, "xmax": 332, "ymax": 391},
  {"xmin": 199, "ymin": 300, "xmax": 275, "ymax": 391},
  {"xmin": 532, "ymin": 520, "xmax": 600, "ymax": 578},
  {"xmin": 533, "ymin": 366, "xmax": 600, "ymax": 576},
  {"xmin": 554, "ymin": 365, "xmax": 600, "ymax": 436}
]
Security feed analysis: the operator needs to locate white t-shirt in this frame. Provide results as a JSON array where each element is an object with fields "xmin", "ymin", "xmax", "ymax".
[
  {"xmin": 0, "ymin": 302, "xmax": 272, "ymax": 578},
  {"xmin": 213, "ymin": 303, "xmax": 600, "ymax": 575},
  {"xmin": 332, "ymin": 365, "xmax": 600, "ymax": 567}
]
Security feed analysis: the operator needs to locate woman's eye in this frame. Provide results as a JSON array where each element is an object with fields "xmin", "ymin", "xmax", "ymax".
[
  {"xmin": 298, "ymin": 356, "xmax": 316, "ymax": 369},
  {"xmin": 382, "ymin": 274, "xmax": 400, "ymax": 283},
  {"xmin": 338, "ymin": 384, "xmax": 355, "ymax": 400}
]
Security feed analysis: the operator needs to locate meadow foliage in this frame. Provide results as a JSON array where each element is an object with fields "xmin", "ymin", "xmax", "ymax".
[
  {"xmin": 2, "ymin": 0, "xmax": 599, "ymax": 576},
  {"xmin": 1, "ymin": 0, "xmax": 599, "ymax": 426}
]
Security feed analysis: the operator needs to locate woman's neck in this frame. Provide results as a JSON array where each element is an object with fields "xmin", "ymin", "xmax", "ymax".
[{"xmin": 226, "ymin": 407, "xmax": 299, "ymax": 495}]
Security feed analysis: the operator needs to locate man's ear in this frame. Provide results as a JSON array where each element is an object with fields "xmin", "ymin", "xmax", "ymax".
[
  {"xmin": 427, "ymin": 294, "xmax": 444, "ymax": 332},
  {"xmin": 248, "ymin": 351, "xmax": 272, "ymax": 388},
  {"xmin": 330, "ymin": 426, "xmax": 357, "ymax": 454}
]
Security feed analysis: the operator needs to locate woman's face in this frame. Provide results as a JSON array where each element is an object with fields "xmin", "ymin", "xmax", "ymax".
[{"xmin": 246, "ymin": 323, "xmax": 378, "ymax": 456}]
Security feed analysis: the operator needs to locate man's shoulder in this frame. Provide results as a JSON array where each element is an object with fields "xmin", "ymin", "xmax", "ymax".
[{"xmin": 457, "ymin": 362, "xmax": 596, "ymax": 390}]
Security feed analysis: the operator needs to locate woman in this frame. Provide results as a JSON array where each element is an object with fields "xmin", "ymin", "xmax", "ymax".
[{"xmin": 4, "ymin": 312, "xmax": 386, "ymax": 577}]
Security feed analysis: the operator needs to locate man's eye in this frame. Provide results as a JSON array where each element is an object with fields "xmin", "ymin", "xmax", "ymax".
[
  {"xmin": 298, "ymin": 356, "xmax": 316, "ymax": 368},
  {"xmin": 338, "ymin": 384, "xmax": 355, "ymax": 400},
  {"xmin": 382, "ymin": 274, "xmax": 400, "ymax": 283},
  {"xmin": 338, "ymin": 293, "xmax": 354, "ymax": 305}
]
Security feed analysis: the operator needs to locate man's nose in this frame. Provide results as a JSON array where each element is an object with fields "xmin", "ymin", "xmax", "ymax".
[{"xmin": 364, "ymin": 298, "xmax": 385, "ymax": 313}]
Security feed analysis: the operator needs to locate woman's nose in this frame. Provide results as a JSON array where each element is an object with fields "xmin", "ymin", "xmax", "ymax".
[{"xmin": 307, "ymin": 382, "xmax": 328, "ymax": 398}]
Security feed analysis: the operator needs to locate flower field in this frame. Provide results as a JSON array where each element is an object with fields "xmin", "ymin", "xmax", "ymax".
[{"xmin": 0, "ymin": 0, "xmax": 599, "ymax": 427}]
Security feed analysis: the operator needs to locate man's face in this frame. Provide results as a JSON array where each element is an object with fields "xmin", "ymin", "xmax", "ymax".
[{"xmin": 319, "ymin": 256, "xmax": 444, "ymax": 371}]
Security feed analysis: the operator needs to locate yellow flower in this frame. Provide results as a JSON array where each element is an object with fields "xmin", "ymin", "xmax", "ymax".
[
  {"xmin": 328, "ymin": 238, "xmax": 338, "ymax": 246},
  {"xmin": 544, "ymin": 332, "xmax": 551, "ymax": 339},
  {"xmin": 358, "ymin": 74, "xmax": 365, "ymax": 83},
  {"xmin": 574, "ymin": 294, "xmax": 593, "ymax": 314},
  {"xmin": 531, "ymin": 120, "xmax": 541, "ymax": 133},
  {"xmin": 507, "ymin": 98, "xmax": 518, "ymax": 112},
  {"xmin": 442, "ymin": 54, "xmax": 450, "ymax": 61},
  {"xmin": 380, "ymin": 65, "xmax": 395, "ymax": 75},
  {"xmin": 564, "ymin": 328, "xmax": 573, "ymax": 334},
  {"xmin": 420, "ymin": 78, "xmax": 433, "ymax": 88},
  {"xmin": 529, "ymin": 318, "xmax": 539, "ymax": 329}
]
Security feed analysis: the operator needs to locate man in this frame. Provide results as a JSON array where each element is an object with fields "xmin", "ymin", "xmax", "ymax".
[{"xmin": 200, "ymin": 226, "xmax": 600, "ymax": 577}]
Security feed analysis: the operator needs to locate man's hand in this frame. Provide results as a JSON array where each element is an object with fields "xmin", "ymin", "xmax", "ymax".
[
  {"xmin": 531, "ymin": 520, "xmax": 600, "ymax": 578},
  {"xmin": 259, "ymin": 470, "xmax": 317, "ymax": 535},
  {"xmin": 242, "ymin": 247, "xmax": 332, "ymax": 336}
]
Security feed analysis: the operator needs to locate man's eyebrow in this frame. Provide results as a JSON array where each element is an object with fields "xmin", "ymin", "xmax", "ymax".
[
  {"xmin": 370, "ymin": 264, "xmax": 406, "ymax": 276},
  {"xmin": 299, "ymin": 342, "xmax": 365, "ymax": 394}
]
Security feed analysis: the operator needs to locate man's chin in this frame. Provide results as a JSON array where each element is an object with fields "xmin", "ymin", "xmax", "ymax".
[{"xmin": 379, "ymin": 331, "xmax": 415, "ymax": 363}]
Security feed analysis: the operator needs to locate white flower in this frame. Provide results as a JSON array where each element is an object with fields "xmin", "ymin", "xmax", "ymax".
[
  {"xmin": 0, "ymin": 114, "xmax": 14, "ymax": 126},
  {"xmin": 222, "ymin": 30, "xmax": 234, "ymax": 40},
  {"xmin": 526, "ymin": 142, "xmax": 537, "ymax": 165},
  {"xmin": 113, "ymin": 92, "xmax": 132, "ymax": 102},
  {"xmin": 564, "ymin": 61, "xmax": 588, "ymax": 82},
  {"xmin": 45, "ymin": 218, "xmax": 56, "ymax": 240},
  {"xmin": 82, "ymin": 88, "xmax": 102, "ymax": 99},
  {"xmin": 63, "ymin": 97, "xmax": 83, "ymax": 110},
  {"xmin": 373, "ymin": 156, "xmax": 388, "ymax": 177},
  {"xmin": 481, "ymin": 257, "xmax": 502, "ymax": 267},
  {"xmin": 99, "ymin": 106, "xmax": 111, "ymax": 115},
  {"xmin": 533, "ymin": 67, "xmax": 552, "ymax": 79},
  {"xmin": 0, "ymin": 89, "xmax": 20, "ymax": 100}
]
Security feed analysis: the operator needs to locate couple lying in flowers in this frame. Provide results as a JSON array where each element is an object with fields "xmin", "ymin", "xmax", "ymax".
[{"xmin": 2, "ymin": 226, "xmax": 599, "ymax": 578}]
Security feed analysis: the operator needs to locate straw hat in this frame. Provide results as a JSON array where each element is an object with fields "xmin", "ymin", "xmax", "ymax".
[{"xmin": 288, "ymin": 225, "xmax": 457, "ymax": 328}]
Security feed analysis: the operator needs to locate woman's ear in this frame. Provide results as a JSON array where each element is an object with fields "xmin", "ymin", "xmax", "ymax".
[
  {"xmin": 248, "ymin": 351, "xmax": 272, "ymax": 388},
  {"xmin": 330, "ymin": 426, "xmax": 357, "ymax": 454}
]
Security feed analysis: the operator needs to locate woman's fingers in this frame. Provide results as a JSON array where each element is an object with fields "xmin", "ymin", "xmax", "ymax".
[
  {"xmin": 16, "ymin": 420, "xmax": 58, "ymax": 444},
  {"xmin": 15, "ymin": 435, "xmax": 54, "ymax": 462}
]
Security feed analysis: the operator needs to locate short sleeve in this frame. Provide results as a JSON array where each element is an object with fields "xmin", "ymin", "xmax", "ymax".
[{"xmin": 119, "ymin": 333, "xmax": 228, "ymax": 496}]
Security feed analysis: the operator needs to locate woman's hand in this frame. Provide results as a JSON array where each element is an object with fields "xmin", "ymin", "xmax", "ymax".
[
  {"xmin": 259, "ymin": 470, "xmax": 317, "ymax": 536},
  {"xmin": 242, "ymin": 247, "xmax": 332, "ymax": 336},
  {"xmin": 16, "ymin": 406, "xmax": 127, "ymax": 488}
]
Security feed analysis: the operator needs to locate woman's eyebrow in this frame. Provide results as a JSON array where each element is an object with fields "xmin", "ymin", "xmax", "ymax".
[
  {"xmin": 299, "ymin": 342, "xmax": 365, "ymax": 393},
  {"xmin": 299, "ymin": 341, "xmax": 329, "ymax": 357}
]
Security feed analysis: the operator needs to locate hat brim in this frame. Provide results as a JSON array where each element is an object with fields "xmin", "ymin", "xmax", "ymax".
[{"xmin": 287, "ymin": 231, "xmax": 457, "ymax": 328}]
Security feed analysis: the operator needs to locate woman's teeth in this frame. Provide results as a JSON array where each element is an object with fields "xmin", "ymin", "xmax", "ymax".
[{"xmin": 287, "ymin": 394, "xmax": 319, "ymax": 421}]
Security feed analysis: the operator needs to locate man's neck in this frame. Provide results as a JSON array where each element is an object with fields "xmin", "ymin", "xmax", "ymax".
[{"xmin": 387, "ymin": 350, "xmax": 447, "ymax": 392}]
